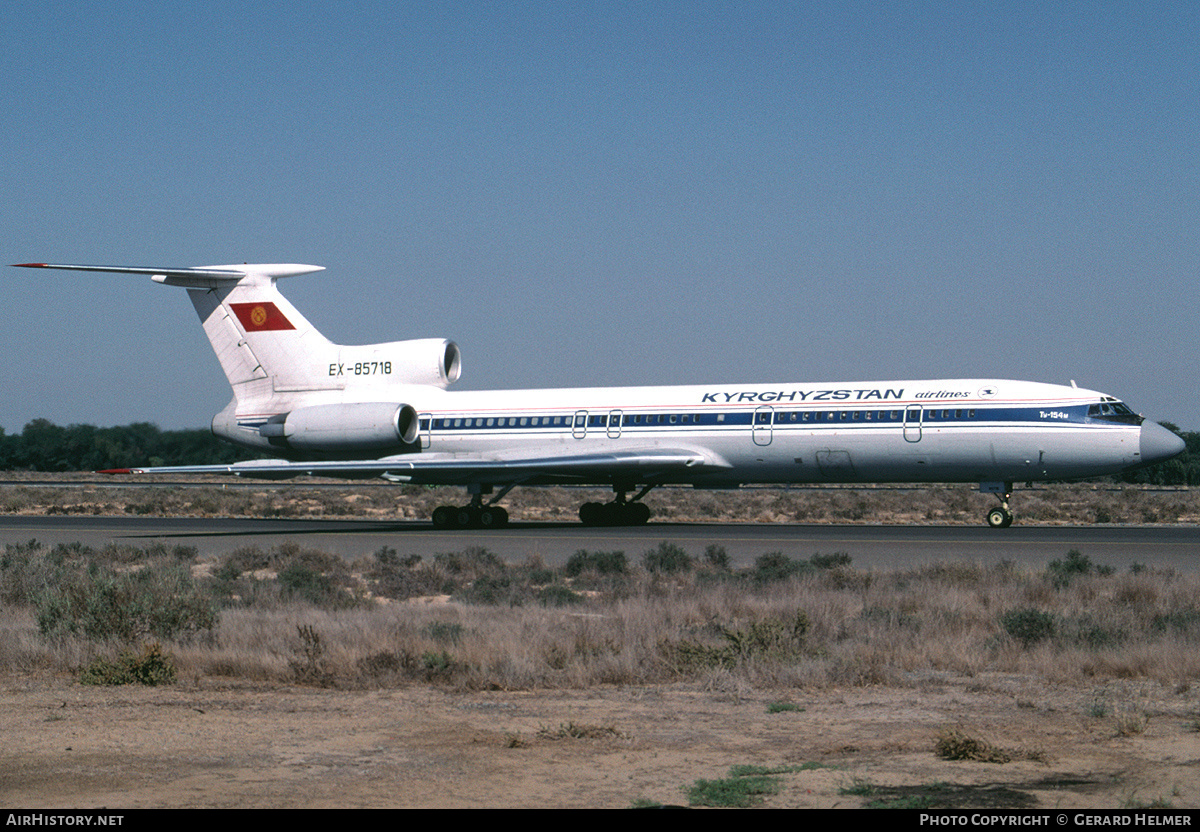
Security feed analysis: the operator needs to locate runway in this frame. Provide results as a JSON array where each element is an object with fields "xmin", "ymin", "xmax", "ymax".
[{"xmin": 0, "ymin": 515, "xmax": 1195, "ymax": 572}]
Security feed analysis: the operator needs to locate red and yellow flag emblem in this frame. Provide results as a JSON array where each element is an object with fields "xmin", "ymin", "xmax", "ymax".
[{"xmin": 230, "ymin": 302, "xmax": 295, "ymax": 331}]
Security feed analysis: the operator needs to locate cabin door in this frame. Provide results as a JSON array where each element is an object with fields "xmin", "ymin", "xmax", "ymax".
[
  {"xmin": 419, "ymin": 413, "xmax": 432, "ymax": 448},
  {"xmin": 607, "ymin": 410, "xmax": 623, "ymax": 438},
  {"xmin": 903, "ymin": 406, "xmax": 922, "ymax": 443},
  {"xmin": 752, "ymin": 405, "xmax": 774, "ymax": 446}
]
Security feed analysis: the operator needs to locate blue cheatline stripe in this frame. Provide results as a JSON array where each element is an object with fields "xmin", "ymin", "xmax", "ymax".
[{"xmin": 421, "ymin": 404, "xmax": 1100, "ymax": 432}]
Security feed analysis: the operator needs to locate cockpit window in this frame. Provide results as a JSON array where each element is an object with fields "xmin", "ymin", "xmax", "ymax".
[{"xmin": 1087, "ymin": 401, "xmax": 1143, "ymax": 425}]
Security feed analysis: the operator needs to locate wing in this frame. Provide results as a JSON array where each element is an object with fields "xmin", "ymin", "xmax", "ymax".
[{"xmin": 100, "ymin": 448, "xmax": 730, "ymax": 486}]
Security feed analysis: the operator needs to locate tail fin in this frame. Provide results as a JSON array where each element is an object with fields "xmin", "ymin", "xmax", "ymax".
[
  {"xmin": 182, "ymin": 264, "xmax": 337, "ymax": 402},
  {"xmin": 12, "ymin": 263, "xmax": 462, "ymax": 411}
]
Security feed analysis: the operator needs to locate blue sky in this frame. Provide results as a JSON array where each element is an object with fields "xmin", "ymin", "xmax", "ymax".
[{"xmin": 3, "ymin": 2, "xmax": 1197, "ymax": 431}]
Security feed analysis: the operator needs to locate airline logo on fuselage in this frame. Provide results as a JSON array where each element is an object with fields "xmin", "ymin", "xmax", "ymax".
[
  {"xmin": 700, "ymin": 388, "xmax": 905, "ymax": 403},
  {"xmin": 230, "ymin": 302, "xmax": 296, "ymax": 332}
]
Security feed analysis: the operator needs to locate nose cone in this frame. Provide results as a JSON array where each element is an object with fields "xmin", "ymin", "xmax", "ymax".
[{"xmin": 1139, "ymin": 422, "xmax": 1186, "ymax": 466}]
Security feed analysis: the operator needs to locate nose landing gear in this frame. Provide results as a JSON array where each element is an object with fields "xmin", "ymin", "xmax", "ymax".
[{"xmin": 981, "ymin": 482, "xmax": 1015, "ymax": 528}]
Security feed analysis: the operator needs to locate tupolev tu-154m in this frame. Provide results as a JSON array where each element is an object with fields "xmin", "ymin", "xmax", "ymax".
[{"xmin": 14, "ymin": 261, "xmax": 1185, "ymax": 528}]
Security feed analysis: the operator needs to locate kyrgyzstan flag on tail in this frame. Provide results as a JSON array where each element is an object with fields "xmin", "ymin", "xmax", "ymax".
[{"xmin": 230, "ymin": 302, "xmax": 295, "ymax": 331}]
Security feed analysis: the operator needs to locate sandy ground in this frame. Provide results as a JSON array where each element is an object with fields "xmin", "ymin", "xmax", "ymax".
[
  {"xmin": 3, "ymin": 477, "xmax": 1198, "ymax": 809},
  {"xmin": 2, "ymin": 671, "xmax": 1197, "ymax": 809}
]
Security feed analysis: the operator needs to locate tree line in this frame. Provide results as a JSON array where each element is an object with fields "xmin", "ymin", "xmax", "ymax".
[
  {"xmin": 0, "ymin": 418, "xmax": 1195, "ymax": 485},
  {"xmin": 1118, "ymin": 422, "xmax": 1199, "ymax": 486},
  {"xmin": 0, "ymin": 419, "xmax": 253, "ymax": 471}
]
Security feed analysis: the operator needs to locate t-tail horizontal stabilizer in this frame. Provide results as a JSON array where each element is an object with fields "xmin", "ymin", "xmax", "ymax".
[{"xmin": 12, "ymin": 262, "xmax": 325, "ymax": 288}]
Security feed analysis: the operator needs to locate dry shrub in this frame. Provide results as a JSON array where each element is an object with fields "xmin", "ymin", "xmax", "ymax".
[
  {"xmin": 934, "ymin": 727, "xmax": 1011, "ymax": 763},
  {"xmin": 5, "ymin": 535, "xmax": 1200, "ymax": 691}
]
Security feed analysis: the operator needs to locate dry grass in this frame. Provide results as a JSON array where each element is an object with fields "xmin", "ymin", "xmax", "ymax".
[{"xmin": 4, "ymin": 538, "xmax": 1199, "ymax": 693}]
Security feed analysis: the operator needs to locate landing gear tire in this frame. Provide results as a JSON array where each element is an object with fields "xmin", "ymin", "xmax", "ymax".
[
  {"xmin": 455, "ymin": 506, "xmax": 480, "ymax": 528},
  {"xmin": 579, "ymin": 502, "xmax": 604, "ymax": 526},
  {"xmin": 432, "ymin": 503, "xmax": 509, "ymax": 529},
  {"xmin": 986, "ymin": 507, "xmax": 1014, "ymax": 529},
  {"xmin": 579, "ymin": 501, "xmax": 652, "ymax": 527},
  {"xmin": 479, "ymin": 506, "xmax": 508, "ymax": 528},
  {"xmin": 432, "ymin": 505, "xmax": 455, "ymax": 529},
  {"xmin": 629, "ymin": 502, "xmax": 651, "ymax": 525}
]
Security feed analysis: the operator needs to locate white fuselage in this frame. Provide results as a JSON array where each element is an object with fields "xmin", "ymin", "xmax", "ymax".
[{"xmin": 216, "ymin": 377, "xmax": 1143, "ymax": 486}]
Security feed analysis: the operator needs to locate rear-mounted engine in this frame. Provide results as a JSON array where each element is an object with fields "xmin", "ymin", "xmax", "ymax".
[{"xmin": 258, "ymin": 402, "xmax": 420, "ymax": 453}]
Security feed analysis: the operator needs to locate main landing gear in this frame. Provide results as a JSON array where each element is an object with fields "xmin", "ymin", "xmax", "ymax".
[
  {"xmin": 431, "ymin": 502, "xmax": 509, "ymax": 529},
  {"xmin": 429, "ymin": 482, "xmax": 656, "ymax": 529},
  {"xmin": 981, "ymin": 482, "xmax": 1015, "ymax": 528},
  {"xmin": 579, "ymin": 485, "xmax": 655, "ymax": 527},
  {"xmin": 431, "ymin": 484, "xmax": 512, "ymax": 529}
]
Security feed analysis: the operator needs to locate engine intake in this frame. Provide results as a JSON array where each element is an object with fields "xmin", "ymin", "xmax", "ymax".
[{"xmin": 337, "ymin": 338, "xmax": 462, "ymax": 388}]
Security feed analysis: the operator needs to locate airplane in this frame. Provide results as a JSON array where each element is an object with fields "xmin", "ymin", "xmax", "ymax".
[{"xmin": 13, "ymin": 261, "xmax": 1186, "ymax": 529}]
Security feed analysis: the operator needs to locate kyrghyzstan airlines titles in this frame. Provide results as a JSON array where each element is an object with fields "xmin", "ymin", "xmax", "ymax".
[
  {"xmin": 699, "ymin": 387, "xmax": 1004, "ymax": 404},
  {"xmin": 701, "ymin": 388, "xmax": 906, "ymax": 403}
]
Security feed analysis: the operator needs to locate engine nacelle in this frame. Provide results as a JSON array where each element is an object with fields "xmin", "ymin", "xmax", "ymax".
[
  {"xmin": 337, "ymin": 338, "xmax": 462, "ymax": 389},
  {"xmin": 259, "ymin": 402, "xmax": 420, "ymax": 453}
]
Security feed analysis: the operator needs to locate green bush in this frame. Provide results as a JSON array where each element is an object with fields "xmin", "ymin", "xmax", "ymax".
[
  {"xmin": 80, "ymin": 643, "xmax": 177, "ymax": 686},
  {"xmin": 1047, "ymin": 549, "xmax": 1113, "ymax": 587},
  {"xmin": 564, "ymin": 549, "xmax": 627, "ymax": 576},
  {"xmin": 809, "ymin": 551, "xmax": 852, "ymax": 570},
  {"xmin": 643, "ymin": 542, "xmax": 691, "ymax": 574},
  {"xmin": 999, "ymin": 607, "xmax": 1056, "ymax": 646},
  {"xmin": 36, "ymin": 559, "xmax": 216, "ymax": 643},
  {"xmin": 1, "ymin": 539, "xmax": 61, "ymax": 605},
  {"xmin": 365, "ymin": 551, "xmax": 445, "ymax": 601},
  {"xmin": 434, "ymin": 547, "xmax": 502, "ymax": 575},
  {"xmin": 456, "ymin": 574, "xmax": 521, "ymax": 605},
  {"xmin": 753, "ymin": 552, "xmax": 801, "ymax": 583},
  {"xmin": 538, "ymin": 584, "xmax": 583, "ymax": 606},
  {"xmin": 422, "ymin": 621, "xmax": 464, "ymax": 645},
  {"xmin": 278, "ymin": 560, "xmax": 361, "ymax": 609},
  {"xmin": 703, "ymin": 544, "xmax": 730, "ymax": 570}
]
